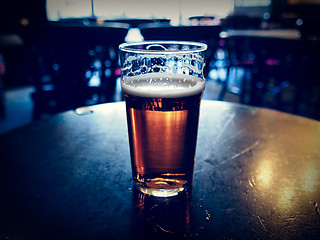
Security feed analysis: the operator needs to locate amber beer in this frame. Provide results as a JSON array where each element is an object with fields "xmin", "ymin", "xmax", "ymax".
[
  {"xmin": 120, "ymin": 41, "xmax": 207, "ymax": 197},
  {"xmin": 122, "ymin": 74, "xmax": 205, "ymax": 197}
]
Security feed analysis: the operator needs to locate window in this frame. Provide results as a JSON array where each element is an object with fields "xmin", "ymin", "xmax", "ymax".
[
  {"xmin": 46, "ymin": 0, "xmax": 234, "ymax": 23},
  {"xmin": 46, "ymin": 0, "xmax": 93, "ymax": 20},
  {"xmin": 235, "ymin": 0, "xmax": 271, "ymax": 7}
]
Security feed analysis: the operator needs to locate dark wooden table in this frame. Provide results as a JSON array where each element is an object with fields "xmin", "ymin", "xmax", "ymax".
[{"xmin": 1, "ymin": 100, "xmax": 319, "ymax": 240}]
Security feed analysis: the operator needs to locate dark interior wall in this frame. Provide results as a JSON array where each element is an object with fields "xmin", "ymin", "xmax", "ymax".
[
  {"xmin": 270, "ymin": 0, "xmax": 320, "ymax": 19},
  {"xmin": 0, "ymin": 0, "xmax": 47, "ymax": 33},
  {"xmin": 284, "ymin": 1, "xmax": 320, "ymax": 18},
  {"xmin": 0, "ymin": 0, "xmax": 47, "ymax": 88}
]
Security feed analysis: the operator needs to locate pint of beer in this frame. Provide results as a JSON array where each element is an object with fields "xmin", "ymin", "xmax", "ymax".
[{"xmin": 119, "ymin": 41, "xmax": 207, "ymax": 197}]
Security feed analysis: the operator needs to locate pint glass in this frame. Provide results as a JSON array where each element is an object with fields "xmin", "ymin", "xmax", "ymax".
[{"xmin": 119, "ymin": 41, "xmax": 207, "ymax": 197}]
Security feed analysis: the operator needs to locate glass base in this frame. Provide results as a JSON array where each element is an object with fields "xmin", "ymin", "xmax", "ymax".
[{"xmin": 134, "ymin": 178, "xmax": 190, "ymax": 197}]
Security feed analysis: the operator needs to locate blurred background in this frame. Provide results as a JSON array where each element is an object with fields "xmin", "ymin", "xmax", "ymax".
[{"xmin": 0, "ymin": 0, "xmax": 319, "ymax": 134}]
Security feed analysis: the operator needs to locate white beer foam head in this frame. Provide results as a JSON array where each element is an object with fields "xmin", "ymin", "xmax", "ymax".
[{"xmin": 121, "ymin": 73, "xmax": 205, "ymax": 98}]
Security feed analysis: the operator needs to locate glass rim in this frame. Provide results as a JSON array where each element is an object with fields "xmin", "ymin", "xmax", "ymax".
[{"xmin": 119, "ymin": 41, "xmax": 208, "ymax": 54}]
